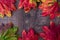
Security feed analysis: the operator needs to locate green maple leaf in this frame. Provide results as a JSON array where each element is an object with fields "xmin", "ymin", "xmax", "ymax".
[{"xmin": 0, "ymin": 27, "xmax": 18, "ymax": 40}]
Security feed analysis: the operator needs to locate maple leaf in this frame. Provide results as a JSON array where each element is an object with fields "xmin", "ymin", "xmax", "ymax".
[
  {"xmin": 18, "ymin": 28, "xmax": 39, "ymax": 40},
  {"xmin": 0, "ymin": 22, "xmax": 18, "ymax": 40},
  {"xmin": 0, "ymin": 27, "xmax": 18, "ymax": 40},
  {"xmin": 18, "ymin": 0, "xmax": 37, "ymax": 13},
  {"xmin": 40, "ymin": 21, "xmax": 60, "ymax": 40},
  {"xmin": 39, "ymin": 0, "xmax": 60, "ymax": 19},
  {"xmin": 0, "ymin": 0, "xmax": 16, "ymax": 18}
]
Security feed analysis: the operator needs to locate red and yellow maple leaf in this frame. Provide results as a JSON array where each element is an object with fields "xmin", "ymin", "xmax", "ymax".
[
  {"xmin": 18, "ymin": 0, "xmax": 37, "ymax": 13},
  {"xmin": 39, "ymin": 0, "xmax": 60, "ymax": 19},
  {"xmin": 0, "ymin": 0, "xmax": 16, "ymax": 18}
]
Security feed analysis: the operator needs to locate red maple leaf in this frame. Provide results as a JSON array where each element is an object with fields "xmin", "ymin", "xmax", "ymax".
[
  {"xmin": 18, "ymin": 0, "xmax": 37, "ymax": 13},
  {"xmin": 39, "ymin": 1, "xmax": 60, "ymax": 19},
  {"xmin": 40, "ymin": 21, "xmax": 60, "ymax": 40},
  {"xmin": 18, "ymin": 28, "xmax": 39, "ymax": 40},
  {"xmin": 0, "ymin": 0, "xmax": 16, "ymax": 18}
]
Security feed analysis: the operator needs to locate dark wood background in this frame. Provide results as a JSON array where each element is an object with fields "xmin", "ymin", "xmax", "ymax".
[{"xmin": 0, "ymin": 0, "xmax": 60, "ymax": 40}]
